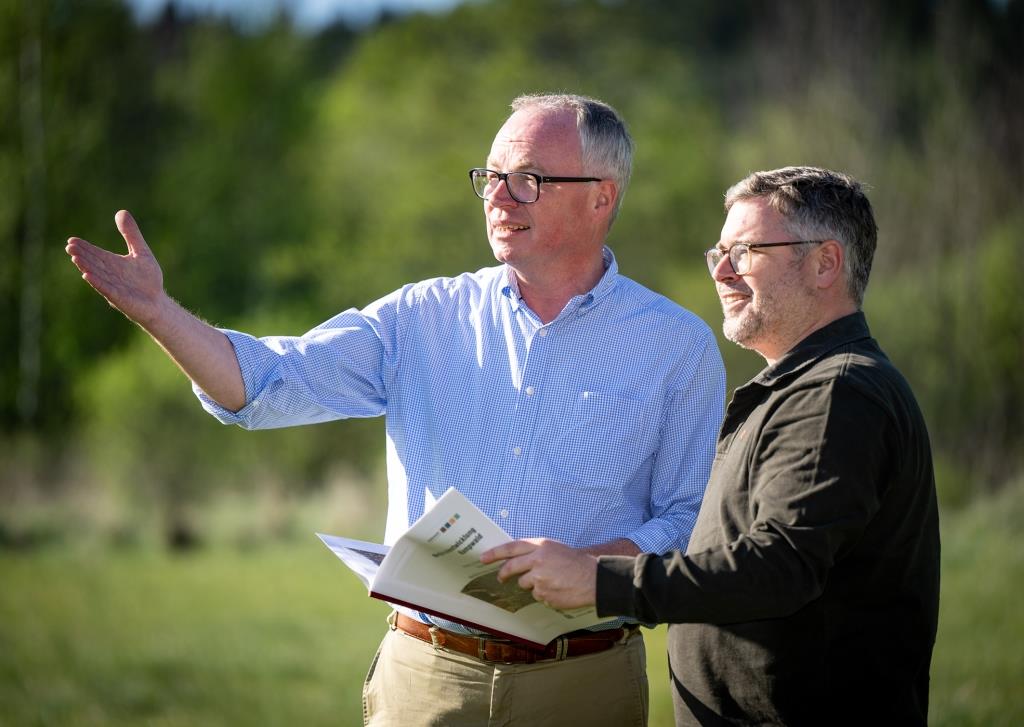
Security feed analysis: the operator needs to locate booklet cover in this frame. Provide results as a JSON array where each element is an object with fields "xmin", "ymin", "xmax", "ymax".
[{"xmin": 317, "ymin": 487, "xmax": 613, "ymax": 647}]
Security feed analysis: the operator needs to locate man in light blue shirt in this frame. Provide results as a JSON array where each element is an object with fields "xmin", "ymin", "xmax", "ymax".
[{"xmin": 66, "ymin": 93, "xmax": 724, "ymax": 726}]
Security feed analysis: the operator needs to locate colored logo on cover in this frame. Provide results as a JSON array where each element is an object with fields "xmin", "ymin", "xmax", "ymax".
[{"xmin": 439, "ymin": 513, "xmax": 461, "ymax": 534}]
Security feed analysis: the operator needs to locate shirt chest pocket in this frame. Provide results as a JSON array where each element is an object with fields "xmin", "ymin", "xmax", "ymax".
[{"xmin": 540, "ymin": 390, "xmax": 660, "ymax": 490}]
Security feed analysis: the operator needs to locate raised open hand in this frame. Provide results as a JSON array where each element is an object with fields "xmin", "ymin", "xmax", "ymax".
[{"xmin": 66, "ymin": 210, "xmax": 167, "ymax": 327}]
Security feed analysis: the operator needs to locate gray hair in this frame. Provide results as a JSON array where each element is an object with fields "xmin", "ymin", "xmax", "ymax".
[
  {"xmin": 510, "ymin": 93, "xmax": 633, "ymax": 225},
  {"xmin": 724, "ymin": 166, "xmax": 878, "ymax": 307}
]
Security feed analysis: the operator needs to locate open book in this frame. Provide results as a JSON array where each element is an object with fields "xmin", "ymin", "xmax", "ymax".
[{"xmin": 317, "ymin": 487, "xmax": 613, "ymax": 647}]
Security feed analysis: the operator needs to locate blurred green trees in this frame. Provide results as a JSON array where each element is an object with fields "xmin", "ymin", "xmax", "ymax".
[{"xmin": 1, "ymin": 0, "xmax": 1022, "ymax": 544}]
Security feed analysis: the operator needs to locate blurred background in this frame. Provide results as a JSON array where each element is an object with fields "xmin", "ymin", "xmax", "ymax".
[{"xmin": 1, "ymin": 0, "xmax": 1022, "ymax": 724}]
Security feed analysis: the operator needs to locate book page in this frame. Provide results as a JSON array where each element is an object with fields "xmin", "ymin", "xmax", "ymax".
[{"xmin": 316, "ymin": 534, "xmax": 389, "ymax": 590}]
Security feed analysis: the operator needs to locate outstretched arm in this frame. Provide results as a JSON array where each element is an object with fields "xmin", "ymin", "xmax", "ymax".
[{"xmin": 66, "ymin": 210, "xmax": 246, "ymax": 411}]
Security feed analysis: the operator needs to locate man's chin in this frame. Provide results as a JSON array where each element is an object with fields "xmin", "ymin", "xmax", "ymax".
[
  {"xmin": 488, "ymin": 241, "xmax": 514, "ymax": 264},
  {"xmin": 722, "ymin": 315, "xmax": 759, "ymax": 350}
]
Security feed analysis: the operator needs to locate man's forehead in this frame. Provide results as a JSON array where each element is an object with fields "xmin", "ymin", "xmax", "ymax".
[
  {"xmin": 500, "ymin": 106, "xmax": 577, "ymax": 138},
  {"xmin": 486, "ymin": 138, "xmax": 541, "ymax": 169},
  {"xmin": 720, "ymin": 198, "xmax": 787, "ymax": 242},
  {"xmin": 487, "ymin": 108, "xmax": 580, "ymax": 168}
]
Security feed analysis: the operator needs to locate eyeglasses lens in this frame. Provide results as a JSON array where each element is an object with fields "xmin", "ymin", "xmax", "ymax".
[
  {"xmin": 471, "ymin": 171, "xmax": 493, "ymax": 199},
  {"xmin": 706, "ymin": 245, "xmax": 751, "ymax": 276},
  {"xmin": 472, "ymin": 171, "xmax": 540, "ymax": 203},
  {"xmin": 506, "ymin": 173, "xmax": 538, "ymax": 203},
  {"xmin": 705, "ymin": 250, "xmax": 721, "ymax": 275},
  {"xmin": 731, "ymin": 246, "xmax": 749, "ymax": 274}
]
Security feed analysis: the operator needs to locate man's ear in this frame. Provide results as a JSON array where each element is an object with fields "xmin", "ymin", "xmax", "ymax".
[
  {"xmin": 815, "ymin": 239, "xmax": 845, "ymax": 289},
  {"xmin": 593, "ymin": 180, "xmax": 618, "ymax": 216}
]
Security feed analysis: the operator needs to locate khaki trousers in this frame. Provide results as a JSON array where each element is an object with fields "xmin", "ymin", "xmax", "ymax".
[{"xmin": 363, "ymin": 620, "xmax": 649, "ymax": 726}]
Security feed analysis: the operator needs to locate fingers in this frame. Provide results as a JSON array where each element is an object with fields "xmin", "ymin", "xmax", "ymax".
[
  {"xmin": 480, "ymin": 539, "xmax": 541, "ymax": 564},
  {"xmin": 495, "ymin": 554, "xmax": 533, "ymax": 583},
  {"xmin": 115, "ymin": 209, "xmax": 151, "ymax": 257},
  {"xmin": 65, "ymin": 240, "xmax": 120, "ymax": 300},
  {"xmin": 65, "ymin": 208, "xmax": 146, "ymax": 264},
  {"xmin": 66, "ymin": 236, "xmax": 110, "ymax": 277},
  {"xmin": 66, "ymin": 235, "xmax": 99, "ymax": 255},
  {"xmin": 481, "ymin": 537, "xmax": 600, "ymax": 611},
  {"xmin": 481, "ymin": 538, "xmax": 596, "ymax": 610}
]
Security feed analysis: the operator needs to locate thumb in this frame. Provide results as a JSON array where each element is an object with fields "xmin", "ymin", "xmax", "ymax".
[{"xmin": 115, "ymin": 209, "xmax": 151, "ymax": 257}]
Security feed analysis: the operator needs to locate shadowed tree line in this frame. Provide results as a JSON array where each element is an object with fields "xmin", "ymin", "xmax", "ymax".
[{"xmin": 1, "ymin": 0, "xmax": 1021, "ymax": 547}]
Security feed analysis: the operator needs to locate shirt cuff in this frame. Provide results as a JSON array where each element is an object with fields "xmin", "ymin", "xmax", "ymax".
[
  {"xmin": 623, "ymin": 517, "xmax": 693, "ymax": 555},
  {"xmin": 595, "ymin": 554, "xmax": 645, "ymax": 618},
  {"xmin": 192, "ymin": 328, "xmax": 282, "ymax": 425}
]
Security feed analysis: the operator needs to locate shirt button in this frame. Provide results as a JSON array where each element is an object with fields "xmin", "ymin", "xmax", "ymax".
[
  {"xmin": 525, "ymin": 386, "xmax": 535, "ymax": 396},
  {"xmin": 499, "ymin": 509, "xmax": 509, "ymax": 519},
  {"xmin": 538, "ymin": 329, "xmax": 548, "ymax": 337},
  {"xmin": 512, "ymin": 446, "xmax": 522, "ymax": 456}
]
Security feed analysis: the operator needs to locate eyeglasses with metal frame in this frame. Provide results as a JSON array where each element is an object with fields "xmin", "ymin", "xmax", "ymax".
[
  {"xmin": 704, "ymin": 240, "xmax": 827, "ymax": 277},
  {"xmin": 469, "ymin": 168, "xmax": 602, "ymax": 204}
]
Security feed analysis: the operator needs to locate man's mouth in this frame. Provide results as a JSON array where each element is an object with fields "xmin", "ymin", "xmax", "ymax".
[
  {"xmin": 492, "ymin": 222, "xmax": 530, "ymax": 233},
  {"xmin": 718, "ymin": 289, "xmax": 750, "ymax": 310}
]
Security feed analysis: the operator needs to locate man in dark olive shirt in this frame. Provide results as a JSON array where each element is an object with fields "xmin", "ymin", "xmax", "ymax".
[{"xmin": 483, "ymin": 166, "xmax": 940, "ymax": 726}]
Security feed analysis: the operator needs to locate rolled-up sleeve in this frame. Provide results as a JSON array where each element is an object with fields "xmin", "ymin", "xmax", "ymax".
[
  {"xmin": 194, "ymin": 300, "xmax": 398, "ymax": 430},
  {"xmin": 622, "ymin": 327, "xmax": 725, "ymax": 554}
]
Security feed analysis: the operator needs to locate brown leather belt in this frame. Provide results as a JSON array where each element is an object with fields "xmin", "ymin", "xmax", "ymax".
[{"xmin": 391, "ymin": 612, "xmax": 636, "ymax": 665}]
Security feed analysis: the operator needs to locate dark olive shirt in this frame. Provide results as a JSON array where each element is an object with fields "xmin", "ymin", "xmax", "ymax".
[{"xmin": 597, "ymin": 312, "xmax": 940, "ymax": 726}]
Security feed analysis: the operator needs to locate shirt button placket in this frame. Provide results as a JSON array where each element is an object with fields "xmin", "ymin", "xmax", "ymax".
[{"xmin": 499, "ymin": 322, "xmax": 548, "ymax": 532}]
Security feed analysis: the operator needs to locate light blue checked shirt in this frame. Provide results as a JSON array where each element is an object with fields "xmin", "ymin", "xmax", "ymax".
[{"xmin": 196, "ymin": 247, "xmax": 725, "ymax": 631}]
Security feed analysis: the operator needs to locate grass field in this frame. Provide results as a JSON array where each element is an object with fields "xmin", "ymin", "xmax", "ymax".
[{"xmin": 2, "ymin": 482, "xmax": 1022, "ymax": 726}]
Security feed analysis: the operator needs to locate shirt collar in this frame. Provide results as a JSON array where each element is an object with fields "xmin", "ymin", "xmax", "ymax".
[
  {"xmin": 502, "ymin": 246, "xmax": 619, "ymax": 315},
  {"xmin": 750, "ymin": 311, "xmax": 873, "ymax": 388}
]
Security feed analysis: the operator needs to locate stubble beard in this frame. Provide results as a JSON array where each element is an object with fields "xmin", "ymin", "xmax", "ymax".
[
  {"xmin": 721, "ymin": 271, "xmax": 815, "ymax": 356},
  {"xmin": 722, "ymin": 300, "xmax": 766, "ymax": 351}
]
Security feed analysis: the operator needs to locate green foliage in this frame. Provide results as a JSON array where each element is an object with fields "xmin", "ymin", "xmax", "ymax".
[
  {"xmin": 867, "ymin": 219, "xmax": 1024, "ymax": 488},
  {"xmin": 0, "ymin": 0, "xmax": 1021, "ymax": 534},
  {"xmin": 0, "ymin": 0, "xmax": 161, "ymax": 432},
  {"xmin": 145, "ymin": 17, "xmax": 323, "ymax": 322},
  {"xmin": 71, "ymin": 333, "xmax": 385, "ymax": 545}
]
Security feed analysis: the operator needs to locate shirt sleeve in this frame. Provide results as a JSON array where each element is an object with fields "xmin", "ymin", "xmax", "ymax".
[
  {"xmin": 193, "ymin": 293, "xmax": 402, "ymax": 430},
  {"xmin": 596, "ymin": 377, "xmax": 894, "ymax": 623},
  {"xmin": 620, "ymin": 325, "xmax": 726, "ymax": 554}
]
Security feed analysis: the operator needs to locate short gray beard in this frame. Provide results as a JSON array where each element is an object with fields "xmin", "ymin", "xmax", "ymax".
[{"xmin": 722, "ymin": 305, "xmax": 765, "ymax": 350}]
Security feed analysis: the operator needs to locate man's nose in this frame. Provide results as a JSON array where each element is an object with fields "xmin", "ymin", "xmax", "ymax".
[
  {"xmin": 489, "ymin": 177, "xmax": 519, "ymax": 207},
  {"xmin": 712, "ymin": 253, "xmax": 739, "ymax": 283}
]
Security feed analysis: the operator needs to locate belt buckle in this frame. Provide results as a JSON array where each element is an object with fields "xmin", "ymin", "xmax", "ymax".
[{"xmin": 477, "ymin": 636, "xmax": 525, "ymax": 664}]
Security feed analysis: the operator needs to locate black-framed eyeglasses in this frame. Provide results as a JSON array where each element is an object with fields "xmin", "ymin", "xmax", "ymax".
[
  {"xmin": 469, "ymin": 168, "xmax": 602, "ymax": 204},
  {"xmin": 704, "ymin": 240, "xmax": 826, "ymax": 276}
]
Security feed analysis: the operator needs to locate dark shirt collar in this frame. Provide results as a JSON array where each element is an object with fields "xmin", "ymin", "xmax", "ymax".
[{"xmin": 751, "ymin": 312, "xmax": 872, "ymax": 388}]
